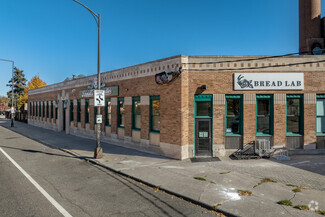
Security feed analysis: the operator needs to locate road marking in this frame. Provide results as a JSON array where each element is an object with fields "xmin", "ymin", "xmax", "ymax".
[{"xmin": 0, "ymin": 148, "xmax": 72, "ymax": 217}]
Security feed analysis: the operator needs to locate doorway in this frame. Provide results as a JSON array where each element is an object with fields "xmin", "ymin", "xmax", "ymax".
[
  {"xmin": 195, "ymin": 95, "xmax": 213, "ymax": 157},
  {"xmin": 195, "ymin": 119, "xmax": 212, "ymax": 156}
]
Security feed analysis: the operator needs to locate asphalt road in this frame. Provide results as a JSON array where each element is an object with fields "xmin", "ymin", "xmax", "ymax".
[{"xmin": 0, "ymin": 125, "xmax": 217, "ymax": 217}]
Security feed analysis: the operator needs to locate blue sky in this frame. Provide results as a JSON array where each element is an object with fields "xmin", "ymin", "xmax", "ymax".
[{"xmin": 0, "ymin": 0, "xmax": 324, "ymax": 96}]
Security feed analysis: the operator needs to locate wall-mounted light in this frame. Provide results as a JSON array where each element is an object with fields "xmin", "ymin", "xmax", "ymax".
[{"xmin": 201, "ymin": 85, "xmax": 207, "ymax": 91}]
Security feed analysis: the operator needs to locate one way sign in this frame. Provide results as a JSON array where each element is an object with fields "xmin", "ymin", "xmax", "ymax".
[{"xmin": 94, "ymin": 90, "xmax": 105, "ymax": 107}]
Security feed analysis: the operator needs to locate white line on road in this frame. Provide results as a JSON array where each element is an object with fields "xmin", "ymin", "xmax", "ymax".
[{"xmin": 0, "ymin": 147, "xmax": 73, "ymax": 217}]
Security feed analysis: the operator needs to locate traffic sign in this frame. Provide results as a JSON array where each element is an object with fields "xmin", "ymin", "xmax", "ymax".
[
  {"xmin": 11, "ymin": 107, "xmax": 15, "ymax": 114},
  {"xmin": 94, "ymin": 90, "xmax": 105, "ymax": 107}
]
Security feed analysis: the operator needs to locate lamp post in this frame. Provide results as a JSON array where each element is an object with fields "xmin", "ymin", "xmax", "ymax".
[
  {"xmin": 0, "ymin": 59, "xmax": 14, "ymax": 127},
  {"xmin": 73, "ymin": 0, "xmax": 103, "ymax": 158}
]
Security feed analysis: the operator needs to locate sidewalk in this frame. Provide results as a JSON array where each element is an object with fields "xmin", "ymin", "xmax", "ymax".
[{"xmin": 1, "ymin": 118, "xmax": 324, "ymax": 217}]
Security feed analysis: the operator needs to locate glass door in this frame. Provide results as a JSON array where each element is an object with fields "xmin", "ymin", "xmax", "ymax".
[{"xmin": 195, "ymin": 118, "xmax": 212, "ymax": 156}]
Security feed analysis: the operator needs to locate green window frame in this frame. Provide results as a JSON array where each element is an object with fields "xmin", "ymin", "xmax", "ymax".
[
  {"xmin": 105, "ymin": 98, "xmax": 111, "ymax": 126},
  {"xmin": 70, "ymin": 100, "xmax": 74, "ymax": 122},
  {"xmin": 55, "ymin": 101, "xmax": 58, "ymax": 120},
  {"xmin": 39, "ymin": 102, "xmax": 42, "ymax": 117},
  {"xmin": 36, "ymin": 103, "xmax": 38, "ymax": 117},
  {"xmin": 286, "ymin": 94, "xmax": 303, "ymax": 135},
  {"xmin": 42, "ymin": 102, "xmax": 45, "ymax": 117},
  {"xmin": 94, "ymin": 106, "xmax": 97, "ymax": 123},
  {"xmin": 194, "ymin": 95, "xmax": 213, "ymax": 118},
  {"xmin": 150, "ymin": 96, "xmax": 160, "ymax": 133},
  {"xmin": 77, "ymin": 100, "xmax": 81, "ymax": 122},
  {"xmin": 225, "ymin": 95, "xmax": 243, "ymax": 136},
  {"xmin": 316, "ymin": 95, "xmax": 325, "ymax": 135},
  {"xmin": 132, "ymin": 97, "xmax": 141, "ymax": 130},
  {"xmin": 118, "ymin": 98, "xmax": 125, "ymax": 128},
  {"xmin": 51, "ymin": 101, "xmax": 53, "ymax": 119},
  {"xmin": 256, "ymin": 95, "xmax": 273, "ymax": 135},
  {"xmin": 46, "ymin": 102, "xmax": 49, "ymax": 118},
  {"xmin": 85, "ymin": 99, "xmax": 89, "ymax": 123}
]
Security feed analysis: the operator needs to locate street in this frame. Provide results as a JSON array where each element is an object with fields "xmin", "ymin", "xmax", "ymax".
[{"xmin": 0, "ymin": 123, "xmax": 217, "ymax": 217}]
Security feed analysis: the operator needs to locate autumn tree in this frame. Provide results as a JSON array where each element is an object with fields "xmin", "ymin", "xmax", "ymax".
[
  {"xmin": 7, "ymin": 67, "xmax": 27, "ymax": 109},
  {"xmin": 0, "ymin": 96, "xmax": 9, "ymax": 104},
  {"xmin": 19, "ymin": 75, "xmax": 47, "ymax": 110}
]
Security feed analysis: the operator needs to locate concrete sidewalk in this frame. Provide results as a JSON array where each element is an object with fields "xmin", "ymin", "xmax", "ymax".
[{"xmin": 1, "ymin": 118, "xmax": 324, "ymax": 217}]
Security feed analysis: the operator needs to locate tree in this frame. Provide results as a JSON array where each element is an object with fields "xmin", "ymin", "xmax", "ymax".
[
  {"xmin": 6, "ymin": 67, "xmax": 27, "ymax": 109},
  {"xmin": 0, "ymin": 96, "xmax": 9, "ymax": 104},
  {"xmin": 19, "ymin": 75, "xmax": 47, "ymax": 110}
]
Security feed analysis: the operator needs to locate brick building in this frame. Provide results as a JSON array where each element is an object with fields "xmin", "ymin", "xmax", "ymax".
[
  {"xmin": 27, "ymin": 0, "xmax": 325, "ymax": 159},
  {"xmin": 28, "ymin": 55, "xmax": 325, "ymax": 159}
]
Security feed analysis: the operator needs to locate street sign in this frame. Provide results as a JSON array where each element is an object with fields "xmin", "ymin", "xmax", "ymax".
[
  {"xmin": 10, "ymin": 107, "xmax": 15, "ymax": 114},
  {"xmin": 94, "ymin": 90, "xmax": 105, "ymax": 107},
  {"xmin": 96, "ymin": 115, "xmax": 102, "ymax": 124}
]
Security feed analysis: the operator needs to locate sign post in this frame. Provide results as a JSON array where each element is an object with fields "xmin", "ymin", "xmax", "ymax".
[{"xmin": 94, "ymin": 90, "xmax": 105, "ymax": 159}]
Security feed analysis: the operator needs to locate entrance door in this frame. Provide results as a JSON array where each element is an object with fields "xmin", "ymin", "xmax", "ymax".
[{"xmin": 195, "ymin": 119, "xmax": 212, "ymax": 156}]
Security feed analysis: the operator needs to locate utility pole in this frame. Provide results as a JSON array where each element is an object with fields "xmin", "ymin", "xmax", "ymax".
[
  {"xmin": 73, "ymin": 0, "xmax": 103, "ymax": 158},
  {"xmin": 0, "ymin": 59, "xmax": 14, "ymax": 127}
]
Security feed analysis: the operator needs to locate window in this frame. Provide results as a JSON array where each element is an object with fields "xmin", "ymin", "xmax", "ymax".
[
  {"xmin": 105, "ymin": 98, "xmax": 111, "ymax": 126},
  {"xmin": 43, "ymin": 102, "xmax": 45, "ymax": 117},
  {"xmin": 286, "ymin": 95, "xmax": 303, "ymax": 135},
  {"xmin": 55, "ymin": 101, "xmax": 58, "ymax": 120},
  {"xmin": 316, "ymin": 95, "xmax": 325, "ymax": 134},
  {"xmin": 118, "ymin": 98, "xmax": 125, "ymax": 127},
  {"xmin": 39, "ymin": 102, "xmax": 42, "ymax": 117},
  {"xmin": 51, "ymin": 101, "xmax": 53, "ymax": 119},
  {"xmin": 70, "ymin": 100, "xmax": 74, "ymax": 122},
  {"xmin": 36, "ymin": 103, "xmax": 38, "ymax": 117},
  {"xmin": 94, "ymin": 106, "xmax": 97, "ymax": 123},
  {"xmin": 150, "ymin": 96, "xmax": 160, "ymax": 132},
  {"xmin": 85, "ymin": 99, "xmax": 89, "ymax": 123},
  {"xmin": 225, "ymin": 95, "xmax": 243, "ymax": 135},
  {"xmin": 77, "ymin": 100, "xmax": 81, "ymax": 122},
  {"xmin": 29, "ymin": 102, "xmax": 32, "ymax": 116},
  {"xmin": 132, "ymin": 97, "xmax": 141, "ymax": 130},
  {"xmin": 46, "ymin": 102, "xmax": 49, "ymax": 118},
  {"xmin": 256, "ymin": 95, "xmax": 273, "ymax": 135}
]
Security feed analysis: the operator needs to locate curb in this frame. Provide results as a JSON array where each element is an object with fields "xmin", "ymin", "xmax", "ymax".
[{"xmin": 0, "ymin": 122, "xmax": 237, "ymax": 217}]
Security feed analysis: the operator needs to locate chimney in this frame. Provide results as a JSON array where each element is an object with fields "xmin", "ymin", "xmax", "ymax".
[{"xmin": 299, "ymin": 0, "xmax": 324, "ymax": 54}]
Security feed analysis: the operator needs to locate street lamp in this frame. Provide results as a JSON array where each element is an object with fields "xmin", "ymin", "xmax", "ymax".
[
  {"xmin": 0, "ymin": 58, "xmax": 14, "ymax": 127},
  {"xmin": 72, "ymin": 0, "xmax": 103, "ymax": 159}
]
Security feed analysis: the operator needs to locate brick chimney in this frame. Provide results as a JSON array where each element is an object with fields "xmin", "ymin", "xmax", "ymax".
[{"xmin": 299, "ymin": 0, "xmax": 324, "ymax": 54}]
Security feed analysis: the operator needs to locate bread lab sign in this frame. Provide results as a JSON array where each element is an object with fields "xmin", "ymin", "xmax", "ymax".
[{"xmin": 234, "ymin": 73, "xmax": 304, "ymax": 90}]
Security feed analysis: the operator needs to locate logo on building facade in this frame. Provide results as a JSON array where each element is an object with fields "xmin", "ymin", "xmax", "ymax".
[
  {"xmin": 234, "ymin": 73, "xmax": 304, "ymax": 90},
  {"xmin": 237, "ymin": 74, "xmax": 253, "ymax": 89}
]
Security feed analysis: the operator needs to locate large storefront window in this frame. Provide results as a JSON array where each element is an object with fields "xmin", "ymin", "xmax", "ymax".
[
  {"xmin": 132, "ymin": 97, "xmax": 141, "ymax": 130},
  {"xmin": 256, "ymin": 95, "xmax": 273, "ymax": 135},
  {"xmin": 77, "ymin": 100, "xmax": 81, "ymax": 122},
  {"xmin": 118, "ymin": 98, "xmax": 125, "ymax": 127},
  {"xmin": 150, "ymin": 96, "xmax": 160, "ymax": 132},
  {"xmin": 105, "ymin": 99, "xmax": 111, "ymax": 126},
  {"xmin": 286, "ymin": 95, "xmax": 303, "ymax": 135},
  {"xmin": 85, "ymin": 99, "xmax": 89, "ymax": 123},
  {"xmin": 316, "ymin": 95, "xmax": 325, "ymax": 134},
  {"xmin": 225, "ymin": 95, "xmax": 243, "ymax": 135}
]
